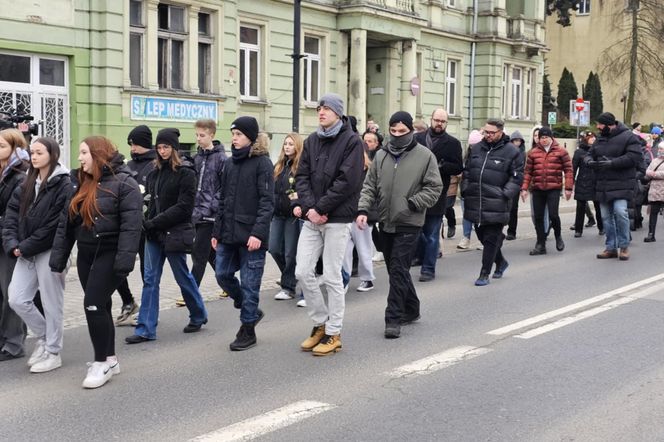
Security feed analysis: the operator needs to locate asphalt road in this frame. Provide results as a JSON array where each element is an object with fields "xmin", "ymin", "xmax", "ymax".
[{"xmin": 3, "ymin": 210, "xmax": 664, "ymax": 441}]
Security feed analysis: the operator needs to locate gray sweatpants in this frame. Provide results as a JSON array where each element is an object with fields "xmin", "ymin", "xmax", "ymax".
[
  {"xmin": 295, "ymin": 222, "xmax": 351, "ymax": 336},
  {"xmin": 8, "ymin": 251, "xmax": 65, "ymax": 354}
]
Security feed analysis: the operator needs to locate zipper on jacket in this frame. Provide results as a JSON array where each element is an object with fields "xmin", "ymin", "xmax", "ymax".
[
  {"xmin": 198, "ymin": 157, "xmax": 207, "ymax": 192},
  {"xmin": 477, "ymin": 146, "xmax": 494, "ymax": 227}
]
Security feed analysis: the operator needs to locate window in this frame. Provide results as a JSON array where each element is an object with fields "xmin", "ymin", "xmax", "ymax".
[
  {"xmin": 524, "ymin": 69, "xmax": 533, "ymax": 119},
  {"xmin": 445, "ymin": 60, "xmax": 458, "ymax": 115},
  {"xmin": 129, "ymin": 0, "xmax": 145, "ymax": 87},
  {"xmin": 157, "ymin": 3, "xmax": 186, "ymax": 90},
  {"xmin": 0, "ymin": 54, "xmax": 30, "ymax": 83},
  {"xmin": 510, "ymin": 67, "xmax": 522, "ymax": 118},
  {"xmin": 577, "ymin": 0, "xmax": 590, "ymax": 15},
  {"xmin": 198, "ymin": 12, "xmax": 212, "ymax": 93},
  {"xmin": 239, "ymin": 25, "xmax": 261, "ymax": 99},
  {"xmin": 447, "ymin": 0, "xmax": 456, "ymax": 6},
  {"xmin": 501, "ymin": 64, "xmax": 536, "ymax": 120},
  {"xmin": 303, "ymin": 36, "xmax": 320, "ymax": 103},
  {"xmin": 502, "ymin": 65, "xmax": 508, "ymax": 117}
]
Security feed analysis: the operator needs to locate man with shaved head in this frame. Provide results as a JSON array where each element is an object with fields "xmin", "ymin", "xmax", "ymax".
[{"xmin": 413, "ymin": 108, "xmax": 463, "ymax": 282}]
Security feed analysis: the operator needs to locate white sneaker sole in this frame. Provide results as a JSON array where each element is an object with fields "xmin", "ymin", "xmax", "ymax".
[
  {"xmin": 82, "ymin": 371, "xmax": 112, "ymax": 389},
  {"xmin": 30, "ymin": 360, "xmax": 62, "ymax": 373}
]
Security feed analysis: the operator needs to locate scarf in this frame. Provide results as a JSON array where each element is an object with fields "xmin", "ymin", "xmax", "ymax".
[
  {"xmin": 1, "ymin": 148, "xmax": 29, "ymax": 179},
  {"xmin": 231, "ymin": 145, "xmax": 251, "ymax": 162},
  {"xmin": 386, "ymin": 132, "xmax": 415, "ymax": 157},
  {"xmin": 316, "ymin": 119, "xmax": 343, "ymax": 139}
]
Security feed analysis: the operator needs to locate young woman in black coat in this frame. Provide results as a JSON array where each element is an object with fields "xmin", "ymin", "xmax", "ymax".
[
  {"xmin": 50, "ymin": 136, "xmax": 142, "ymax": 388},
  {"xmin": 572, "ymin": 131, "xmax": 603, "ymax": 236},
  {"xmin": 0, "ymin": 129, "xmax": 29, "ymax": 361},
  {"xmin": 125, "ymin": 128, "xmax": 208, "ymax": 345}
]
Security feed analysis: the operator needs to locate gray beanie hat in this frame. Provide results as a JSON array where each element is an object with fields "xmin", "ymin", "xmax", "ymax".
[{"xmin": 318, "ymin": 93, "xmax": 344, "ymax": 118}]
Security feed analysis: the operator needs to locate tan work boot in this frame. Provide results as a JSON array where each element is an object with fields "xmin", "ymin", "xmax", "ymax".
[
  {"xmin": 312, "ymin": 334, "xmax": 342, "ymax": 356},
  {"xmin": 300, "ymin": 325, "xmax": 325, "ymax": 351},
  {"xmin": 619, "ymin": 247, "xmax": 630, "ymax": 261},
  {"xmin": 596, "ymin": 249, "xmax": 618, "ymax": 259}
]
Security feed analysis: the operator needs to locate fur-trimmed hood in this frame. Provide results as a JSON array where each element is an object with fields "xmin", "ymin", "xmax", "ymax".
[{"xmin": 249, "ymin": 133, "xmax": 270, "ymax": 157}]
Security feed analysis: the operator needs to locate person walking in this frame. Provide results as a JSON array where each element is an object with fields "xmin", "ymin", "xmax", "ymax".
[
  {"xmin": 50, "ymin": 136, "xmax": 142, "ymax": 388},
  {"xmin": 212, "ymin": 117, "xmax": 274, "ymax": 351},
  {"xmin": 0, "ymin": 129, "xmax": 30, "ymax": 361},
  {"xmin": 356, "ymin": 111, "xmax": 442, "ymax": 338},
  {"xmin": 572, "ymin": 131, "xmax": 603, "ymax": 237},
  {"xmin": 586, "ymin": 112, "xmax": 643, "ymax": 260},
  {"xmin": 294, "ymin": 93, "xmax": 364, "ymax": 356},
  {"xmin": 125, "ymin": 128, "xmax": 208, "ymax": 344},
  {"xmin": 506, "ymin": 130, "xmax": 526, "ymax": 240},
  {"xmin": 457, "ymin": 129, "xmax": 484, "ymax": 251},
  {"xmin": 520, "ymin": 126, "xmax": 573, "ymax": 255},
  {"xmin": 4, "ymin": 137, "xmax": 70, "ymax": 373},
  {"xmin": 270, "ymin": 132, "xmax": 303, "ymax": 302},
  {"xmin": 461, "ymin": 119, "xmax": 523, "ymax": 286},
  {"xmin": 643, "ymin": 141, "xmax": 664, "ymax": 242}
]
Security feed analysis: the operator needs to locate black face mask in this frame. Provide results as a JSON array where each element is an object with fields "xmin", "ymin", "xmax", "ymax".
[{"xmin": 600, "ymin": 126, "xmax": 611, "ymax": 137}]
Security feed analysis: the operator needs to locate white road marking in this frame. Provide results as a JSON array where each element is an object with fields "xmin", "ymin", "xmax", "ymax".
[
  {"xmin": 486, "ymin": 273, "xmax": 664, "ymax": 336},
  {"xmin": 190, "ymin": 400, "xmax": 336, "ymax": 442},
  {"xmin": 515, "ymin": 284, "xmax": 662, "ymax": 339},
  {"xmin": 388, "ymin": 346, "xmax": 492, "ymax": 378}
]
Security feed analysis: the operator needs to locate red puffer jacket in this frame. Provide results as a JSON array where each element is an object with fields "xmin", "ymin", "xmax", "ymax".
[{"xmin": 521, "ymin": 140, "xmax": 574, "ymax": 191}]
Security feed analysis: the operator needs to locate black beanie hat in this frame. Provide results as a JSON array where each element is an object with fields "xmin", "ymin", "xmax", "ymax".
[
  {"xmin": 155, "ymin": 128, "xmax": 181, "ymax": 150},
  {"xmin": 388, "ymin": 111, "xmax": 414, "ymax": 132},
  {"xmin": 538, "ymin": 126, "xmax": 554, "ymax": 138},
  {"xmin": 230, "ymin": 116, "xmax": 259, "ymax": 144},
  {"xmin": 597, "ymin": 112, "xmax": 617, "ymax": 125},
  {"xmin": 127, "ymin": 125, "xmax": 153, "ymax": 150}
]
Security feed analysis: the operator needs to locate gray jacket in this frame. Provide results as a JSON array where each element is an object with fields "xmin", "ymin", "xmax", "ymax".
[{"xmin": 358, "ymin": 143, "xmax": 442, "ymax": 233}]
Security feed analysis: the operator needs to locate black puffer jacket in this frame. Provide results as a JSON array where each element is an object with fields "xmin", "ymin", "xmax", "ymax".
[
  {"xmin": 588, "ymin": 123, "xmax": 643, "ymax": 202},
  {"xmin": 212, "ymin": 136, "xmax": 274, "ymax": 248},
  {"xmin": 273, "ymin": 158, "xmax": 297, "ymax": 217},
  {"xmin": 461, "ymin": 134, "xmax": 524, "ymax": 225},
  {"xmin": 143, "ymin": 158, "xmax": 197, "ymax": 253},
  {"xmin": 49, "ymin": 154, "xmax": 143, "ymax": 274},
  {"xmin": 295, "ymin": 117, "xmax": 365, "ymax": 222},
  {"xmin": 572, "ymin": 143, "xmax": 595, "ymax": 201},
  {"xmin": 192, "ymin": 140, "xmax": 226, "ymax": 224},
  {"xmin": 0, "ymin": 157, "xmax": 29, "ymax": 230},
  {"xmin": 3, "ymin": 164, "xmax": 71, "ymax": 258},
  {"xmin": 415, "ymin": 129, "xmax": 463, "ymax": 215},
  {"xmin": 127, "ymin": 149, "xmax": 157, "ymax": 188}
]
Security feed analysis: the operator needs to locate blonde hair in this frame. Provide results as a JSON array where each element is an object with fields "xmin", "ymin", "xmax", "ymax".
[{"xmin": 273, "ymin": 133, "xmax": 304, "ymax": 179}]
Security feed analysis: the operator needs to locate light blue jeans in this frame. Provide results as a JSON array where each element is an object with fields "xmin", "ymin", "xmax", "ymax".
[{"xmin": 599, "ymin": 199, "xmax": 630, "ymax": 250}]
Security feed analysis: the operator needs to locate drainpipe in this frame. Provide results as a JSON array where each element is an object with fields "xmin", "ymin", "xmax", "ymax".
[{"xmin": 468, "ymin": 0, "xmax": 478, "ymax": 132}]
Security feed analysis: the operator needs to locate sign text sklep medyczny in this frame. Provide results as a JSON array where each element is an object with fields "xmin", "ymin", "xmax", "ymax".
[{"xmin": 131, "ymin": 95, "xmax": 218, "ymax": 122}]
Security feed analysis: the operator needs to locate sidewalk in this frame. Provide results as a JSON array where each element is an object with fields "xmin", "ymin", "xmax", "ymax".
[{"xmin": 62, "ymin": 197, "xmax": 578, "ymax": 329}]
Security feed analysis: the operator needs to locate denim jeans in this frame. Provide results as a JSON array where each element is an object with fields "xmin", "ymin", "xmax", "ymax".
[
  {"xmin": 600, "ymin": 199, "xmax": 630, "ymax": 250},
  {"xmin": 417, "ymin": 214, "xmax": 443, "ymax": 276},
  {"xmin": 215, "ymin": 243, "xmax": 266, "ymax": 324},
  {"xmin": 268, "ymin": 216, "xmax": 301, "ymax": 293},
  {"xmin": 460, "ymin": 198, "xmax": 473, "ymax": 239},
  {"xmin": 135, "ymin": 240, "xmax": 208, "ymax": 340}
]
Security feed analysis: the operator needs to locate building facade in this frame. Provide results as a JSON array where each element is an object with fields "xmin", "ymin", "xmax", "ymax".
[{"xmin": 0, "ymin": 0, "xmax": 546, "ymax": 165}]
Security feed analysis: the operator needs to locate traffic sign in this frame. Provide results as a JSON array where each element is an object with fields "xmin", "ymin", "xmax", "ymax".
[
  {"xmin": 575, "ymin": 97, "xmax": 585, "ymax": 111},
  {"xmin": 570, "ymin": 100, "xmax": 590, "ymax": 126},
  {"xmin": 548, "ymin": 112, "xmax": 557, "ymax": 125}
]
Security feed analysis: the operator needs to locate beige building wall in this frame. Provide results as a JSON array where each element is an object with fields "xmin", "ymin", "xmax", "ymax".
[{"xmin": 546, "ymin": 1, "xmax": 664, "ymax": 125}]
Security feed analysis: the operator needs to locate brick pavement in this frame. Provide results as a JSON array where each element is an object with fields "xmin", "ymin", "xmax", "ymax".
[{"xmin": 62, "ymin": 198, "xmax": 577, "ymax": 329}]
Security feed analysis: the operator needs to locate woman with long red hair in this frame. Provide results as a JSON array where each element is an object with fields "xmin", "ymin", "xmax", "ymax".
[{"xmin": 50, "ymin": 136, "xmax": 142, "ymax": 388}]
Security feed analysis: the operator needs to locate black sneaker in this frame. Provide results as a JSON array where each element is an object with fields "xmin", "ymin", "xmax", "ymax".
[
  {"xmin": 447, "ymin": 226, "xmax": 456, "ymax": 238},
  {"xmin": 0, "ymin": 349, "xmax": 24, "ymax": 361},
  {"xmin": 229, "ymin": 324, "xmax": 256, "ymax": 351},
  {"xmin": 400, "ymin": 314, "xmax": 421, "ymax": 325},
  {"xmin": 384, "ymin": 324, "xmax": 401, "ymax": 339},
  {"xmin": 183, "ymin": 319, "xmax": 207, "ymax": 333},
  {"xmin": 356, "ymin": 281, "xmax": 374, "ymax": 292}
]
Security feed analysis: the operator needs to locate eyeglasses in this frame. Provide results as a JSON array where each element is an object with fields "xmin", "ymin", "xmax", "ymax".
[
  {"xmin": 432, "ymin": 119, "xmax": 447, "ymax": 124},
  {"xmin": 483, "ymin": 130, "xmax": 499, "ymax": 136}
]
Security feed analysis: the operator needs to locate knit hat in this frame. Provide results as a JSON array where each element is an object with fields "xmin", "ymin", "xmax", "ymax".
[
  {"xmin": 597, "ymin": 112, "xmax": 617, "ymax": 126},
  {"xmin": 651, "ymin": 126, "xmax": 662, "ymax": 136},
  {"xmin": 388, "ymin": 111, "xmax": 414, "ymax": 132},
  {"xmin": 467, "ymin": 129, "xmax": 483, "ymax": 145},
  {"xmin": 127, "ymin": 125, "xmax": 153, "ymax": 149},
  {"xmin": 538, "ymin": 126, "xmax": 554, "ymax": 138},
  {"xmin": 230, "ymin": 116, "xmax": 259, "ymax": 144},
  {"xmin": 155, "ymin": 128, "xmax": 180, "ymax": 150},
  {"xmin": 318, "ymin": 93, "xmax": 344, "ymax": 118}
]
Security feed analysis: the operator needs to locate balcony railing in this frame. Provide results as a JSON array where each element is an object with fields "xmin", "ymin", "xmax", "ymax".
[{"xmin": 339, "ymin": 0, "xmax": 415, "ymax": 14}]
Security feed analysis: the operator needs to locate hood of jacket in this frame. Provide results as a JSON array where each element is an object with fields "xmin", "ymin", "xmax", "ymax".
[
  {"xmin": 249, "ymin": 134, "xmax": 270, "ymax": 157},
  {"xmin": 510, "ymin": 130, "xmax": 525, "ymax": 144},
  {"xmin": 130, "ymin": 149, "xmax": 156, "ymax": 162},
  {"xmin": 197, "ymin": 140, "xmax": 226, "ymax": 156}
]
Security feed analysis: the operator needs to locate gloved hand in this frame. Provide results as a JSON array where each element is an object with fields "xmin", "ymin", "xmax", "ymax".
[
  {"xmin": 592, "ymin": 160, "xmax": 613, "ymax": 170},
  {"xmin": 142, "ymin": 219, "xmax": 154, "ymax": 232}
]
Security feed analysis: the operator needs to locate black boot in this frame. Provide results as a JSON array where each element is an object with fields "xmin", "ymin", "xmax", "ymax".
[
  {"xmin": 229, "ymin": 324, "xmax": 257, "ymax": 351},
  {"xmin": 529, "ymin": 243, "xmax": 547, "ymax": 256},
  {"xmin": 555, "ymin": 235, "xmax": 565, "ymax": 251}
]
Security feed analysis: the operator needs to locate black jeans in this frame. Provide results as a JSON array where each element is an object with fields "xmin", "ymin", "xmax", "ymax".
[
  {"xmin": 648, "ymin": 201, "xmax": 664, "ymax": 234},
  {"xmin": 574, "ymin": 200, "xmax": 603, "ymax": 233},
  {"xmin": 474, "ymin": 223, "xmax": 506, "ymax": 276},
  {"xmin": 444, "ymin": 195, "xmax": 457, "ymax": 228},
  {"xmin": 115, "ymin": 233, "xmax": 145, "ymax": 305},
  {"xmin": 78, "ymin": 245, "xmax": 124, "ymax": 362},
  {"xmin": 191, "ymin": 223, "xmax": 216, "ymax": 287},
  {"xmin": 382, "ymin": 230, "xmax": 420, "ymax": 325},
  {"xmin": 532, "ymin": 189, "xmax": 562, "ymax": 244},
  {"xmin": 507, "ymin": 194, "xmax": 519, "ymax": 236}
]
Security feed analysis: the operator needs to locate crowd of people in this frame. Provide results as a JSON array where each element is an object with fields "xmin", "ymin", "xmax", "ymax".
[{"xmin": 0, "ymin": 94, "xmax": 655, "ymax": 389}]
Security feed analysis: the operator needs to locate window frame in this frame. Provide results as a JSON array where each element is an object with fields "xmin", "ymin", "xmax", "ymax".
[
  {"xmin": 445, "ymin": 59, "xmax": 459, "ymax": 116},
  {"xmin": 239, "ymin": 23, "xmax": 262, "ymax": 100},
  {"xmin": 303, "ymin": 35, "xmax": 321, "ymax": 104},
  {"xmin": 157, "ymin": 3, "xmax": 187, "ymax": 91},
  {"xmin": 501, "ymin": 63, "xmax": 536, "ymax": 121},
  {"xmin": 197, "ymin": 11, "xmax": 213, "ymax": 94},
  {"xmin": 510, "ymin": 66, "xmax": 522, "ymax": 119},
  {"xmin": 129, "ymin": 0, "xmax": 145, "ymax": 88},
  {"xmin": 577, "ymin": 0, "xmax": 591, "ymax": 15}
]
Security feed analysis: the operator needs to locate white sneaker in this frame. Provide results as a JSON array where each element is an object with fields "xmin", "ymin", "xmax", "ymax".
[
  {"xmin": 274, "ymin": 290, "xmax": 294, "ymax": 300},
  {"xmin": 296, "ymin": 298, "xmax": 307, "ymax": 308},
  {"xmin": 30, "ymin": 352, "xmax": 62, "ymax": 373},
  {"xmin": 476, "ymin": 244, "xmax": 484, "ymax": 250},
  {"xmin": 27, "ymin": 340, "xmax": 46, "ymax": 367},
  {"xmin": 457, "ymin": 237, "xmax": 470, "ymax": 250},
  {"xmin": 106, "ymin": 357, "xmax": 120, "ymax": 375},
  {"xmin": 130, "ymin": 313, "xmax": 138, "ymax": 327},
  {"xmin": 372, "ymin": 252, "xmax": 384, "ymax": 262},
  {"xmin": 82, "ymin": 361, "xmax": 113, "ymax": 389}
]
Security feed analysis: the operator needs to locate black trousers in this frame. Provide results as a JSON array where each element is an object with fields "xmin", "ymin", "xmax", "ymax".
[
  {"xmin": 191, "ymin": 223, "xmax": 216, "ymax": 287},
  {"xmin": 115, "ymin": 233, "xmax": 145, "ymax": 305},
  {"xmin": 382, "ymin": 230, "xmax": 420, "ymax": 325},
  {"xmin": 532, "ymin": 189, "xmax": 562, "ymax": 244},
  {"xmin": 574, "ymin": 200, "xmax": 603, "ymax": 233},
  {"xmin": 474, "ymin": 223, "xmax": 506, "ymax": 276},
  {"xmin": 507, "ymin": 194, "xmax": 519, "ymax": 235},
  {"xmin": 648, "ymin": 201, "xmax": 664, "ymax": 234},
  {"xmin": 78, "ymin": 245, "xmax": 124, "ymax": 362}
]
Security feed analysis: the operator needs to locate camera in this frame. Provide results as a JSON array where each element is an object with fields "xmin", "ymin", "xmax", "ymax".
[{"xmin": 0, "ymin": 108, "xmax": 40, "ymax": 136}]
